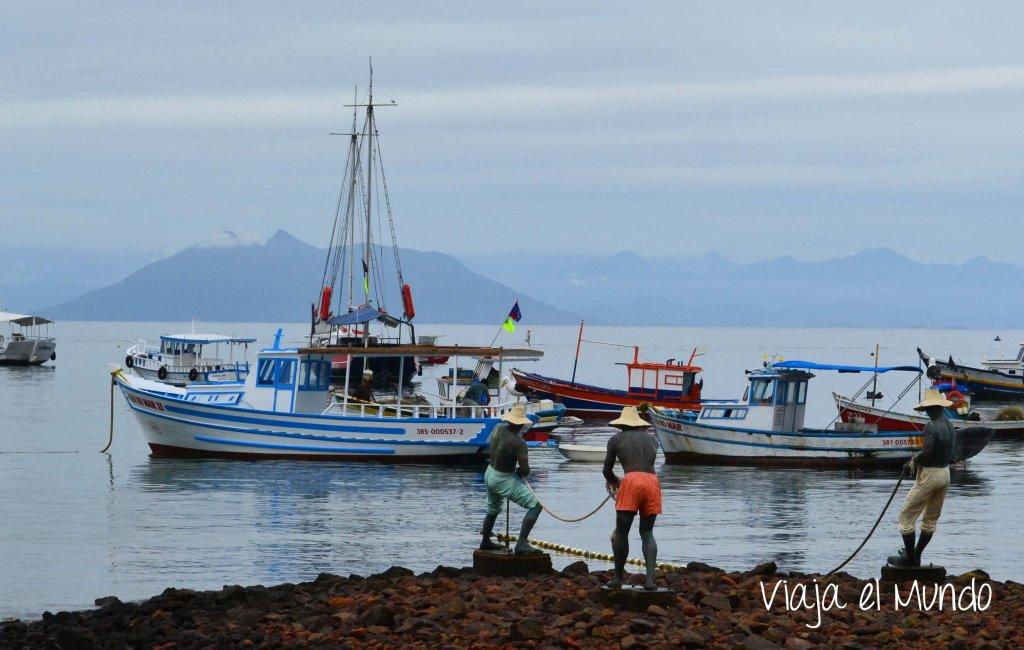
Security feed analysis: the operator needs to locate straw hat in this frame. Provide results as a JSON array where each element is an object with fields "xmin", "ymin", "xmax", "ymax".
[
  {"xmin": 609, "ymin": 406, "xmax": 650, "ymax": 428},
  {"xmin": 914, "ymin": 388, "xmax": 953, "ymax": 412},
  {"xmin": 501, "ymin": 404, "xmax": 532, "ymax": 426}
]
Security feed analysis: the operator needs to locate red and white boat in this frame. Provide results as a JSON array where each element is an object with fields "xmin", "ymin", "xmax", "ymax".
[{"xmin": 834, "ymin": 391, "xmax": 1024, "ymax": 437}]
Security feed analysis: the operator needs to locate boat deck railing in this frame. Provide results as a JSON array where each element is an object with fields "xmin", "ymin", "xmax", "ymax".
[{"xmin": 321, "ymin": 399, "xmax": 519, "ymax": 420}]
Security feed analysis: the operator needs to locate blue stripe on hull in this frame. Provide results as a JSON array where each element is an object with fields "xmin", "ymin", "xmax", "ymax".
[{"xmin": 194, "ymin": 435, "xmax": 396, "ymax": 454}]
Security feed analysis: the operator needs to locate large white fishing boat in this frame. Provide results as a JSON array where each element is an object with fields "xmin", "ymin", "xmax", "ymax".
[
  {"xmin": 652, "ymin": 360, "xmax": 994, "ymax": 467},
  {"xmin": 125, "ymin": 333, "xmax": 256, "ymax": 386},
  {"xmin": 0, "ymin": 312, "xmax": 56, "ymax": 366},
  {"xmin": 113, "ymin": 329, "xmax": 543, "ymax": 461}
]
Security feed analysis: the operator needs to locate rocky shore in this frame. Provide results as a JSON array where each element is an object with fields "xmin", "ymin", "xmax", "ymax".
[{"xmin": 2, "ymin": 561, "xmax": 1022, "ymax": 648}]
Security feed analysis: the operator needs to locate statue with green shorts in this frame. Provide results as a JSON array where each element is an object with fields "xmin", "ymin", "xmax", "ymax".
[{"xmin": 479, "ymin": 404, "xmax": 543, "ymax": 554}]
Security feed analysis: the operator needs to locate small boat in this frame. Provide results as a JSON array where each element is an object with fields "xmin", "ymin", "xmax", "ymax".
[
  {"xmin": 557, "ymin": 443, "xmax": 607, "ymax": 462},
  {"xmin": 834, "ymin": 388, "xmax": 1024, "ymax": 438},
  {"xmin": 113, "ymin": 332, "xmax": 544, "ymax": 461},
  {"xmin": 523, "ymin": 400, "xmax": 583, "ymax": 442},
  {"xmin": 0, "ymin": 312, "xmax": 56, "ymax": 366},
  {"xmin": 919, "ymin": 347, "xmax": 1024, "ymax": 401},
  {"xmin": 652, "ymin": 360, "xmax": 994, "ymax": 467},
  {"xmin": 511, "ymin": 345, "xmax": 703, "ymax": 418},
  {"xmin": 125, "ymin": 333, "xmax": 255, "ymax": 386}
]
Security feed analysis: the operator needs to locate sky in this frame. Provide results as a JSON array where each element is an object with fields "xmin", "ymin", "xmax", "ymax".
[{"xmin": 3, "ymin": 2, "xmax": 1024, "ymax": 263}]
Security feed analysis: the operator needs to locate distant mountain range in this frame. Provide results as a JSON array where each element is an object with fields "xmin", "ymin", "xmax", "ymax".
[
  {"xmin": 7, "ymin": 234, "xmax": 1019, "ymax": 327},
  {"xmin": 461, "ymin": 248, "xmax": 1021, "ymax": 328},
  {"xmin": 42, "ymin": 231, "xmax": 579, "ymax": 325}
]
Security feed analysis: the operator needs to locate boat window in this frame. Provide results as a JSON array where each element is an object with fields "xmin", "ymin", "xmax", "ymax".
[
  {"xmin": 702, "ymin": 407, "xmax": 748, "ymax": 419},
  {"xmin": 277, "ymin": 360, "xmax": 296, "ymax": 387},
  {"xmin": 786, "ymin": 380, "xmax": 797, "ymax": 404},
  {"xmin": 750, "ymin": 379, "xmax": 775, "ymax": 404},
  {"xmin": 299, "ymin": 360, "xmax": 330, "ymax": 391},
  {"xmin": 796, "ymin": 381, "xmax": 808, "ymax": 404},
  {"xmin": 256, "ymin": 359, "xmax": 277, "ymax": 386},
  {"xmin": 774, "ymin": 380, "xmax": 788, "ymax": 405}
]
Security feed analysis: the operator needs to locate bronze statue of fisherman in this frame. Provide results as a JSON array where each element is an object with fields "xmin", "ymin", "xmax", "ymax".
[
  {"xmin": 603, "ymin": 406, "xmax": 661, "ymax": 589},
  {"xmin": 479, "ymin": 405, "xmax": 543, "ymax": 554},
  {"xmin": 889, "ymin": 388, "xmax": 996, "ymax": 567}
]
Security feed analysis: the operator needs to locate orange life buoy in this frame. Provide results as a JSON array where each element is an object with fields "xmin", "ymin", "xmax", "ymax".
[
  {"xmin": 318, "ymin": 286, "xmax": 333, "ymax": 321},
  {"xmin": 946, "ymin": 389, "xmax": 966, "ymax": 410},
  {"xmin": 401, "ymin": 283, "xmax": 415, "ymax": 320}
]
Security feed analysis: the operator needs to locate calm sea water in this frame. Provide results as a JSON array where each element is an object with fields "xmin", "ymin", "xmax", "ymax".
[{"xmin": 2, "ymin": 322, "xmax": 1022, "ymax": 619}]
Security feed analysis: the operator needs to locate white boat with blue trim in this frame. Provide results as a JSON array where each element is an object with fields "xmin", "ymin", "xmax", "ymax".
[
  {"xmin": 113, "ymin": 331, "xmax": 543, "ymax": 461},
  {"xmin": 652, "ymin": 360, "xmax": 959, "ymax": 467},
  {"xmin": 125, "ymin": 332, "xmax": 256, "ymax": 386}
]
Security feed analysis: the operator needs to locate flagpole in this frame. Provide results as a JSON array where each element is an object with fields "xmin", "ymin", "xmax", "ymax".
[{"xmin": 489, "ymin": 299, "xmax": 520, "ymax": 346}]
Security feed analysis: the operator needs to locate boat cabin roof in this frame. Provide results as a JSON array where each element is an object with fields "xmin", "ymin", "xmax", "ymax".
[
  {"xmin": 0, "ymin": 312, "xmax": 53, "ymax": 326},
  {"xmin": 160, "ymin": 334, "xmax": 257, "ymax": 345},
  {"xmin": 296, "ymin": 344, "xmax": 542, "ymax": 360}
]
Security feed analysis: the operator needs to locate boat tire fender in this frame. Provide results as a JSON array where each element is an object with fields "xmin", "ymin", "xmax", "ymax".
[
  {"xmin": 188, "ymin": 368, "xmax": 199, "ymax": 382},
  {"xmin": 50, "ymin": 351, "xmax": 56, "ymax": 361},
  {"xmin": 125, "ymin": 355, "xmax": 134, "ymax": 368},
  {"xmin": 158, "ymin": 366, "xmax": 168, "ymax": 380}
]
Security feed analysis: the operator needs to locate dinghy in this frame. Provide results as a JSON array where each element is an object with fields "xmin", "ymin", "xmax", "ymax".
[{"xmin": 557, "ymin": 443, "xmax": 607, "ymax": 462}]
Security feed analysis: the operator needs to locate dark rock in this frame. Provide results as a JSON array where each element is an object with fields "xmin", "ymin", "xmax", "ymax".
[
  {"xmin": 54, "ymin": 626, "xmax": 96, "ymax": 650},
  {"xmin": 676, "ymin": 630, "xmax": 707, "ymax": 647},
  {"xmin": 376, "ymin": 566, "xmax": 414, "ymax": 580},
  {"xmin": 686, "ymin": 561, "xmax": 724, "ymax": 573},
  {"xmin": 744, "ymin": 562, "xmax": 778, "ymax": 577},
  {"xmin": 430, "ymin": 565, "xmax": 464, "ymax": 578},
  {"xmin": 359, "ymin": 605, "xmax": 395, "ymax": 628},
  {"xmin": 93, "ymin": 596, "xmax": 122, "ymax": 608},
  {"xmin": 703, "ymin": 592, "xmax": 731, "ymax": 613},
  {"xmin": 562, "ymin": 560, "xmax": 590, "ymax": 577},
  {"xmin": 630, "ymin": 618, "xmax": 658, "ymax": 634},
  {"xmin": 510, "ymin": 618, "xmax": 544, "ymax": 641},
  {"xmin": 743, "ymin": 635, "xmax": 782, "ymax": 650}
]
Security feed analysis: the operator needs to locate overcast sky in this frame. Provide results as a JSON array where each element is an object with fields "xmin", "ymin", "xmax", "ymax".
[{"xmin": 3, "ymin": 2, "xmax": 1024, "ymax": 262}]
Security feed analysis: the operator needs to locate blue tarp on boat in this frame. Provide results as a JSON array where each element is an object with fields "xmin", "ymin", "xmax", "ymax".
[
  {"xmin": 327, "ymin": 306, "xmax": 381, "ymax": 326},
  {"xmin": 772, "ymin": 360, "xmax": 922, "ymax": 374}
]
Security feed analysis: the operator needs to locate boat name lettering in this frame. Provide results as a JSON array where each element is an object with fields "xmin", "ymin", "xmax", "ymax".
[
  {"xmin": 881, "ymin": 437, "xmax": 921, "ymax": 447},
  {"xmin": 128, "ymin": 393, "xmax": 166, "ymax": 411}
]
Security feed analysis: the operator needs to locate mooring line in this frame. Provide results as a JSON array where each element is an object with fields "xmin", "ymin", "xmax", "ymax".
[
  {"xmin": 825, "ymin": 465, "xmax": 909, "ymax": 576},
  {"xmin": 521, "ymin": 478, "xmax": 613, "ymax": 523},
  {"xmin": 495, "ymin": 532, "xmax": 683, "ymax": 571}
]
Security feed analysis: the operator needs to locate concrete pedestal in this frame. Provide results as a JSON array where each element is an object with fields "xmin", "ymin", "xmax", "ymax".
[
  {"xmin": 880, "ymin": 563, "xmax": 947, "ymax": 583},
  {"xmin": 599, "ymin": 585, "xmax": 675, "ymax": 611},
  {"xmin": 472, "ymin": 549, "xmax": 553, "ymax": 577}
]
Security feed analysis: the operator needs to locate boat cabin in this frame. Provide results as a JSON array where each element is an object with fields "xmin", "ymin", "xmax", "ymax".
[{"xmin": 619, "ymin": 346, "xmax": 703, "ymax": 403}]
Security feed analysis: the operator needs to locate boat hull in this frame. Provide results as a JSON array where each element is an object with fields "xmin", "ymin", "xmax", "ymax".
[
  {"xmin": 926, "ymin": 358, "xmax": 1024, "ymax": 401},
  {"xmin": 651, "ymin": 409, "xmax": 920, "ymax": 468},
  {"xmin": 0, "ymin": 339, "xmax": 56, "ymax": 365},
  {"xmin": 117, "ymin": 376, "xmax": 493, "ymax": 462},
  {"xmin": 511, "ymin": 370, "xmax": 699, "ymax": 417},
  {"xmin": 130, "ymin": 364, "xmax": 247, "ymax": 387},
  {"xmin": 834, "ymin": 393, "xmax": 1024, "ymax": 438}
]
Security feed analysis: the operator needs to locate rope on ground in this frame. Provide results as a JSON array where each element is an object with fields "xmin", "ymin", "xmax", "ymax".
[
  {"xmin": 520, "ymin": 477, "xmax": 612, "ymax": 523},
  {"xmin": 495, "ymin": 532, "xmax": 683, "ymax": 571},
  {"xmin": 825, "ymin": 464, "xmax": 909, "ymax": 576}
]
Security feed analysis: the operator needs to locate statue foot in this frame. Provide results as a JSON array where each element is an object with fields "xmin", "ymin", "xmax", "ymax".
[
  {"xmin": 479, "ymin": 539, "xmax": 503, "ymax": 551},
  {"xmin": 643, "ymin": 577, "xmax": 657, "ymax": 591},
  {"xmin": 607, "ymin": 576, "xmax": 622, "ymax": 589},
  {"xmin": 513, "ymin": 541, "xmax": 543, "ymax": 555},
  {"xmin": 887, "ymin": 549, "xmax": 918, "ymax": 568}
]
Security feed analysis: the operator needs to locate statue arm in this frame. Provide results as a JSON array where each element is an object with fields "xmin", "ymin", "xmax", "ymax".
[
  {"xmin": 912, "ymin": 423, "xmax": 936, "ymax": 465},
  {"xmin": 515, "ymin": 439, "xmax": 531, "ymax": 477},
  {"xmin": 603, "ymin": 437, "xmax": 620, "ymax": 487}
]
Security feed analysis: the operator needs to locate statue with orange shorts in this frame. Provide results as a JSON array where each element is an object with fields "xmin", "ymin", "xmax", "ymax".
[{"xmin": 602, "ymin": 406, "xmax": 661, "ymax": 589}]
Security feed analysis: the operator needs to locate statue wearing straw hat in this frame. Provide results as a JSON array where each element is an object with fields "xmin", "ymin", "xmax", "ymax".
[
  {"xmin": 479, "ymin": 404, "xmax": 544, "ymax": 554},
  {"xmin": 888, "ymin": 388, "xmax": 957, "ymax": 568},
  {"xmin": 603, "ymin": 406, "xmax": 661, "ymax": 589}
]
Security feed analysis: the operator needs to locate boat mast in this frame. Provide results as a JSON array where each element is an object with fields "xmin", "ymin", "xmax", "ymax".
[
  {"xmin": 346, "ymin": 86, "xmax": 359, "ymax": 312},
  {"xmin": 364, "ymin": 62, "xmax": 375, "ymax": 320}
]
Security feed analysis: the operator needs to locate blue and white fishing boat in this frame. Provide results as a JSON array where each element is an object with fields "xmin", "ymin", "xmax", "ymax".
[
  {"xmin": 652, "ymin": 360, "xmax": 993, "ymax": 467},
  {"xmin": 112, "ymin": 330, "xmax": 543, "ymax": 461}
]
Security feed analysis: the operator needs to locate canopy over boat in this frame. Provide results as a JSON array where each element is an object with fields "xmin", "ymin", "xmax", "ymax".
[
  {"xmin": 772, "ymin": 360, "xmax": 921, "ymax": 374},
  {"xmin": 0, "ymin": 312, "xmax": 53, "ymax": 326},
  {"xmin": 159, "ymin": 334, "xmax": 257, "ymax": 345},
  {"xmin": 298, "ymin": 344, "xmax": 542, "ymax": 360},
  {"xmin": 326, "ymin": 306, "xmax": 382, "ymax": 327}
]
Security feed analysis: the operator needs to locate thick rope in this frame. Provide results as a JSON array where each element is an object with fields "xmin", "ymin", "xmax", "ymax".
[
  {"xmin": 825, "ymin": 465, "xmax": 909, "ymax": 576},
  {"xmin": 495, "ymin": 532, "xmax": 683, "ymax": 571},
  {"xmin": 101, "ymin": 370, "xmax": 120, "ymax": 453},
  {"xmin": 521, "ymin": 477, "xmax": 613, "ymax": 523}
]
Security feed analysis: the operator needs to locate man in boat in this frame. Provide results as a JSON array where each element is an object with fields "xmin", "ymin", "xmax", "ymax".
[
  {"xmin": 462, "ymin": 376, "xmax": 490, "ymax": 408},
  {"xmin": 479, "ymin": 404, "xmax": 543, "ymax": 554},
  {"xmin": 889, "ymin": 388, "xmax": 956, "ymax": 568},
  {"xmin": 603, "ymin": 406, "xmax": 661, "ymax": 590}
]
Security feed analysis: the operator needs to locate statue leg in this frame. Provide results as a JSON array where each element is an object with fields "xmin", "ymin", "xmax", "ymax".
[
  {"xmin": 890, "ymin": 476, "xmax": 927, "ymax": 566},
  {"xmin": 609, "ymin": 510, "xmax": 635, "ymax": 589},
  {"xmin": 916, "ymin": 476, "xmax": 948, "ymax": 565},
  {"xmin": 639, "ymin": 514, "xmax": 658, "ymax": 590},
  {"xmin": 480, "ymin": 512, "xmax": 503, "ymax": 551},
  {"xmin": 513, "ymin": 504, "xmax": 543, "ymax": 554}
]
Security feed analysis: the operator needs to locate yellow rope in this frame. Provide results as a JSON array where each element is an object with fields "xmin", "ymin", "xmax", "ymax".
[{"xmin": 495, "ymin": 533, "xmax": 682, "ymax": 571}]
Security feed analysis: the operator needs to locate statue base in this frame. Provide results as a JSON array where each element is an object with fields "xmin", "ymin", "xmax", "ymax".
[
  {"xmin": 880, "ymin": 563, "xmax": 947, "ymax": 583},
  {"xmin": 599, "ymin": 585, "xmax": 675, "ymax": 611},
  {"xmin": 472, "ymin": 549, "xmax": 553, "ymax": 577}
]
